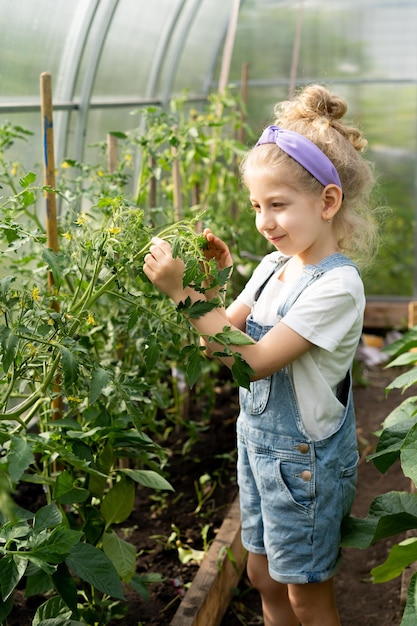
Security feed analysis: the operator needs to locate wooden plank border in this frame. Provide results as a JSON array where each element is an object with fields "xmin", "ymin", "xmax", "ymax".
[{"xmin": 169, "ymin": 495, "xmax": 247, "ymax": 626}]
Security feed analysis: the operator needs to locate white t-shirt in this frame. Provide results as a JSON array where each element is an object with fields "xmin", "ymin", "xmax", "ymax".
[{"xmin": 236, "ymin": 252, "xmax": 365, "ymax": 440}]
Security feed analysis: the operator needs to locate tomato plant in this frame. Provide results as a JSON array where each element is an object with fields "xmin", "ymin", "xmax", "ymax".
[{"xmin": 0, "ymin": 91, "xmax": 251, "ymax": 624}]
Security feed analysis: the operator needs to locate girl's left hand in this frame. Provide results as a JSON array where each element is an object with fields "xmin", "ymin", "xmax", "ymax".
[{"xmin": 143, "ymin": 237, "xmax": 185, "ymax": 301}]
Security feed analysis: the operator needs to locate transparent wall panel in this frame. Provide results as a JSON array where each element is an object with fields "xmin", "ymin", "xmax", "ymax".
[
  {"xmin": 170, "ymin": 0, "xmax": 233, "ymax": 95},
  {"xmin": 90, "ymin": 0, "xmax": 184, "ymax": 99},
  {"xmin": 0, "ymin": 0, "xmax": 86, "ymax": 99}
]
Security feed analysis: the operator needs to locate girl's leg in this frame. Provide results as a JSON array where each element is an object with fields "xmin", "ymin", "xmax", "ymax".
[
  {"xmin": 246, "ymin": 552, "xmax": 299, "ymax": 626},
  {"xmin": 288, "ymin": 578, "xmax": 341, "ymax": 626}
]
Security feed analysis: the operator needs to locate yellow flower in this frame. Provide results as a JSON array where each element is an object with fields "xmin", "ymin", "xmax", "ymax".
[
  {"xmin": 62, "ymin": 232, "xmax": 72, "ymax": 241},
  {"xmin": 11, "ymin": 162, "xmax": 19, "ymax": 176},
  {"xmin": 97, "ymin": 170, "xmax": 104, "ymax": 177},
  {"xmin": 75, "ymin": 212, "xmax": 87, "ymax": 226},
  {"xmin": 87, "ymin": 313, "xmax": 96, "ymax": 326},
  {"xmin": 124, "ymin": 153, "xmax": 133, "ymax": 163},
  {"xmin": 106, "ymin": 227, "xmax": 121, "ymax": 235},
  {"xmin": 32, "ymin": 286, "xmax": 40, "ymax": 301},
  {"xmin": 67, "ymin": 396, "xmax": 82, "ymax": 403},
  {"xmin": 61, "ymin": 161, "xmax": 71, "ymax": 169}
]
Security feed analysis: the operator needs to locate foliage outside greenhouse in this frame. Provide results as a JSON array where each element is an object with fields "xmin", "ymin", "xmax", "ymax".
[{"xmin": 1, "ymin": 89, "xmax": 417, "ymax": 625}]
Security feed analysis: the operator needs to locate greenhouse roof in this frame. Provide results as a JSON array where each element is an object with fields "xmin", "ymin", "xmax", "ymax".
[{"xmin": 2, "ymin": 0, "xmax": 417, "ymax": 295}]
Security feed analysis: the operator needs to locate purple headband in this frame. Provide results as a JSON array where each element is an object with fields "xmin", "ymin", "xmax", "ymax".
[{"xmin": 255, "ymin": 125, "xmax": 342, "ymax": 190}]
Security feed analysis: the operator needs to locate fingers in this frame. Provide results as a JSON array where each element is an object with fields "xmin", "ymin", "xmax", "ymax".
[{"xmin": 149, "ymin": 237, "xmax": 171, "ymax": 258}]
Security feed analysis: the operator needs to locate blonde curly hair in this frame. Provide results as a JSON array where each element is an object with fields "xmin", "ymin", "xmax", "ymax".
[{"xmin": 241, "ymin": 84, "xmax": 379, "ymax": 269}]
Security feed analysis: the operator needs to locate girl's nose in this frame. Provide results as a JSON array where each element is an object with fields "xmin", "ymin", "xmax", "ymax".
[{"xmin": 257, "ymin": 209, "xmax": 275, "ymax": 231}]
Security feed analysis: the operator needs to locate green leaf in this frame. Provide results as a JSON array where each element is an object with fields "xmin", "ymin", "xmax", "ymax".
[
  {"xmin": 388, "ymin": 352, "xmax": 417, "ymax": 368},
  {"xmin": 400, "ymin": 422, "xmax": 417, "ymax": 484},
  {"xmin": 37, "ymin": 617, "xmax": 85, "ymax": 626},
  {"xmin": 400, "ymin": 571, "xmax": 417, "ymax": 625},
  {"xmin": 59, "ymin": 346, "xmax": 79, "ymax": 387},
  {"xmin": 33, "ymin": 596, "xmax": 72, "ymax": 626},
  {"xmin": 19, "ymin": 171, "xmax": 37, "ymax": 188},
  {"xmin": 120, "ymin": 468, "xmax": 173, "ymax": 491},
  {"xmin": 27, "ymin": 526, "xmax": 82, "ymax": 565},
  {"xmin": 212, "ymin": 327, "xmax": 253, "ymax": 346},
  {"xmin": 0, "ymin": 326, "xmax": 18, "ymax": 373},
  {"xmin": 0, "ymin": 275, "xmax": 16, "ymax": 300},
  {"xmin": 8, "ymin": 436, "xmax": 35, "ymax": 483},
  {"xmin": 42, "ymin": 249, "xmax": 62, "ymax": 289},
  {"xmin": 102, "ymin": 530, "xmax": 136, "ymax": 581},
  {"xmin": 0, "ymin": 594, "xmax": 13, "ymax": 623},
  {"xmin": 144, "ymin": 337, "xmax": 160, "ymax": 370},
  {"xmin": 26, "ymin": 568, "xmax": 52, "ymax": 597},
  {"xmin": 177, "ymin": 296, "xmax": 218, "ymax": 318},
  {"xmin": 65, "ymin": 543, "xmax": 124, "ymax": 600},
  {"xmin": 371, "ymin": 537, "xmax": 417, "ymax": 583},
  {"xmin": 109, "ymin": 131, "xmax": 128, "ymax": 139},
  {"xmin": 54, "ymin": 471, "xmax": 90, "ymax": 505},
  {"xmin": 387, "ymin": 367, "xmax": 417, "ymax": 393},
  {"xmin": 231, "ymin": 353, "xmax": 254, "ymax": 390},
  {"xmin": 129, "ymin": 572, "xmax": 166, "ymax": 602},
  {"xmin": 369, "ymin": 397, "xmax": 417, "ymax": 473},
  {"xmin": 383, "ymin": 328, "xmax": 417, "ymax": 357},
  {"xmin": 181, "ymin": 344, "xmax": 206, "ymax": 388},
  {"xmin": 341, "ymin": 491, "xmax": 417, "ymax": 549},
  {"xmin": 21, "ymin": 189, "xmax": 36, "ymax": 207},
  {"xmin": 90, "ymin": 366, "xmax": 110, "ymax": 404},
  {"xmin": 0, "ymin": 555, "xmax": 27, "ymax": 601},
  {"xmin": 100, "ymin": 476, "xmax": 135, "ymax": 526},
  {"xmin": 182, "ymin": 259, "xmax": 201, "ymax": 286},
  {"xmin": 34, "ymin": 503, "xmax": 62, "ymax": 531},
  {"xmin": 51, "ymin": 562, "xmax": 78, "ymax": 614}
]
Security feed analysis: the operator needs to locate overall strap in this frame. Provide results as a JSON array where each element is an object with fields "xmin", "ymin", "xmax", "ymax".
[
  {"xmin": 278, "ymin": 253, "xmax": 360, "ymax": 318},
  {"xmin": 253, "ymin": 255, "xmax": 290, "ymax": 303}
]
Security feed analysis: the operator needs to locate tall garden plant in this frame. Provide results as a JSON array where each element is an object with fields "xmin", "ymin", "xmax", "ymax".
[
  {"xmin": 0, "ymin": 91, "xmax": 252, "ymax": 624},
  {"xmin": 342, "ymin": 329, "xmax": 417, "ymax": 625}
]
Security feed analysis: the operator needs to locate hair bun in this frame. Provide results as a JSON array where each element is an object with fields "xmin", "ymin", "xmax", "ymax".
[{"xmin": 274, "ymin": 84, "xmax": 367, "ymax": 151}]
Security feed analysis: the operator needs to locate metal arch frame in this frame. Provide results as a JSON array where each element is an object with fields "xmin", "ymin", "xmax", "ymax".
[
  {"xmin": 159, "ymin": 0, "xmax": 202, "ymax": 108},
  {"xmin": 203, "ymin": 0, "xmax": 246, "ymax": 96},
  {"xmin": 145, "ymin": 0, "xmax": 187, "ymax": 99},
  {"xmin": 74, "ymin": 0, "xmax": 121, "ymax": 163},
  {"xmin": 54, "ymin": 0, "xmax": 101, "ymax": 168}
]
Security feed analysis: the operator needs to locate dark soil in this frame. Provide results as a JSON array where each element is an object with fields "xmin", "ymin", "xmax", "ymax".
[{"xmin": 7, "ymin": 364, "xmax": 413, "ymax": 625}]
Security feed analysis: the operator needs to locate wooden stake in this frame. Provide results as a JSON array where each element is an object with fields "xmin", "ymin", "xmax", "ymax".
[
  {"xmin": 40, "ymin": 73, "xmax": 59, "ymax": 265},
  {"xmin": 218, "ymin": 0, "xmax": 241, "ymax": 95},
  {"xmin": 40, "ymin": 71, "xmax": 63, "ymax": 421},
  {"xmin": 238, "ymin": 62, "xmax": 249, "ymax": 145}
]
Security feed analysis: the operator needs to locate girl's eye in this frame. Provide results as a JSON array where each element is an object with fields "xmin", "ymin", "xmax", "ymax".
[{"xmin": 250, "ymin": 204, "xmax": 261, "ymax": 212}]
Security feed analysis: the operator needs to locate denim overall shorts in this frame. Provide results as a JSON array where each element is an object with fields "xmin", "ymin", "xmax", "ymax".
[{"xmin": 237, "ymin": 253, "xmax": 360, "ymax": 584}]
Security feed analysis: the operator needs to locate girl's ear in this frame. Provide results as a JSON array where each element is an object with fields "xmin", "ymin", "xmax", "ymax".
[{"xmin": 321, "ymin": 185, "xmax": 343, "ymax": 221}]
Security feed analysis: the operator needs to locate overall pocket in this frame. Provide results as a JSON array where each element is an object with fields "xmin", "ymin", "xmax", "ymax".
[
  {"xmin": 340, "ymin": 453, "xmax": 359, "ymax": 518},
  {"xmin": 240, "ymin": 376, "xmax": 272, "ymax": 415}
]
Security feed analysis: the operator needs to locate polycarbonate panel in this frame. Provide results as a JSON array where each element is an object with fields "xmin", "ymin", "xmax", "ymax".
[
  {"xmin": 82, "ymin": 0, "xmax": 179, "ymax": 99},
  {"xmin": 167, "ymin": 0, "xmax": 234, "ymax": 97},
  {"xmin": 231, "ymin": 0, "xmax": 417, "ymax": 88},
  {"xmin": 0, "ymin": 0, "xmax": 87, "ymax": 99}
]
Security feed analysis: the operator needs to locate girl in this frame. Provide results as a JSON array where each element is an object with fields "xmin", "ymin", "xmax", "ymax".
[{"xmin": 143, "ymin": 84, "xmax": 378, "ymax": 626}]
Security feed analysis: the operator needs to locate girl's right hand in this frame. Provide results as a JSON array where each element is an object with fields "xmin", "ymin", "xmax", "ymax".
[{"xmin": 203, "ymin": 228, "xmax": 233, "ymax": 272}]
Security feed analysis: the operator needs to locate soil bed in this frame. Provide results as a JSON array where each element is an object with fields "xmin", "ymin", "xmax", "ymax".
[{"xmin": 7, "ymin": 364, "xmax": 413, "ymax": 625}]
